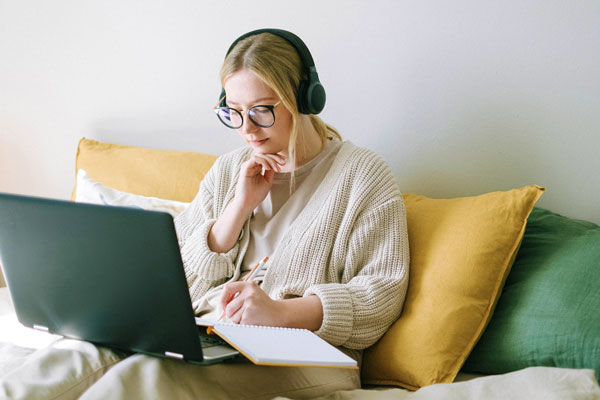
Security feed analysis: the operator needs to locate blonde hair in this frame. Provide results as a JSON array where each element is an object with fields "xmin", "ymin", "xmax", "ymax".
[{"xmin": 220, "ymin": 33, "xmax": 341, "ymax": 170}]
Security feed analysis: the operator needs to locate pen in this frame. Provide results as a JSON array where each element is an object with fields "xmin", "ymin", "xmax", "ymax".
[{"xmin": 217, "ymin": 256, "xmax": 269, "ymax": 322}]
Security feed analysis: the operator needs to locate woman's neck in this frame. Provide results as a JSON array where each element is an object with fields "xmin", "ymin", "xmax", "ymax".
[{"xmin": 283, "ymin": 115, "xmax": 325, "ymax": 172}]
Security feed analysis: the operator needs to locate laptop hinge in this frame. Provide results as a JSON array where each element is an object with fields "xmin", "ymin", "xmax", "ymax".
[
  {"xmin": 165, "ymin": 351, "xmax": 184, "ymax": 360},
  {"xmin": 33, "ymin": 324, "xmax": 49, "ymax": 332}
]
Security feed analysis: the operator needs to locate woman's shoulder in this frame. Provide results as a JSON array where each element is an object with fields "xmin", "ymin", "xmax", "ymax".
[
  {"xmin": 330, "ymin": 141, "xmax": 401, "ymax": 199},
  {"xmin": 336, "ymin": 141, "xmax": 393, "ymax": 176}
]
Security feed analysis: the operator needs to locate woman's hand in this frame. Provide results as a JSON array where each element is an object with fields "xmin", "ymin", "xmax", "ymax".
[
  {"xmin": 220, "ymin": 281, "xmax": 324, "ymax": 331},
  {"xmin": 220, "ymin": 281, "xmax": 286, "ymax": 326},
  {"xmin": 233, "ymin": 153, "xmax": 286, "ymax": 214},
  {"xmin": 207, "ymin": 152, "xmax": 285, "ymax": 254}
]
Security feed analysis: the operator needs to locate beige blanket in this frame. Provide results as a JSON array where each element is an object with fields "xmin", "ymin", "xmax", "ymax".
[{"xmin": 1, "ymin": 288, "xmax": 599, "ymax": 400}]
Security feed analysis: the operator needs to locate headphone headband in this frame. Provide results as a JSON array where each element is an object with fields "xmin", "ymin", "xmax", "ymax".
[
  {"xmin": 219, "ymin": 28, "xmax": 326, "ymax": 115},
  {"xmin": 225, "ymin": 28, "xmax": 318, "ymax": 74}
]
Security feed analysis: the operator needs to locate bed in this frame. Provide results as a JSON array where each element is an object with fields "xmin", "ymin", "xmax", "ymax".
[{"xmin": 0, "ymin": 138, "xmax": 598, "ymax": 399}]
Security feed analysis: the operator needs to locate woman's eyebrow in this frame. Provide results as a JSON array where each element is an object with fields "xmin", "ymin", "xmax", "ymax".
[{"xmin": 226, "ymin": 97, "xmax": 278, "ymax": 107}]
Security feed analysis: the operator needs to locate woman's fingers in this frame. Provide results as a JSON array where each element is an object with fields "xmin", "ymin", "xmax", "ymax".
[
  {"xmin": 241, "ymin": 159, "xmax": 264, "ymax": 177},
  {"xmin": 226, "ymin": 302, "xmax": 244, "ymax": 324},
  {"xmin": 263, "ymin": 153, "xmax": 286, "ymax": 168},
  {"xmin": 240, "ymin": 153, "xmax": 286, "ymax": 178},
  {"xmin": 251, "ymin": 153, "xmax": 286, "ymax": 173},
  {"xmin": 253, "ymin": 155, "xmax": 278, "ymax": 173},
  {"xmin": 220, "ymin": 281, "xmax": 253, "ymax": 321},
  {"xmin": 220, "ymin": 281, "xmax": 276, "ymax": 325},
  {"xmin": 225, "ymin": 300, "xmax": 242, "ymax": 324},
  {"xmin": 220, "ymin": 282, "xmax": 245, "ymax": 309}
]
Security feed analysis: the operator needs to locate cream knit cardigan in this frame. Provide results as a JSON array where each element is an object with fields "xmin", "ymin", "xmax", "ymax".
[{"xmin": 174, "ymin": 141, "xmax": 409, "ymax": 350}]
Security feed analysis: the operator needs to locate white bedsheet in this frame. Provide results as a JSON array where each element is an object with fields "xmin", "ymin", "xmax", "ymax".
[
  {"xmin": 289, "ymin": 367, "xmax": 600, "ymax": 400},
  {"xmin": 1, "ymin": 288, "xmax": 599, "ymax": 400}
]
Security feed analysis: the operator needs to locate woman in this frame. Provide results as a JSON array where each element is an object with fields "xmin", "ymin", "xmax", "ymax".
[
  {"xmin": 164, "ymin": 28, "xmax": 411, "ymax": 397},
  {"xmin": 0, "ymin": 29, "xmax": 409, "ymax": 399}
]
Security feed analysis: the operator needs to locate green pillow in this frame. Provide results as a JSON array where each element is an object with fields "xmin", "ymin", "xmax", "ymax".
[{"xmin": 463, "ymin": 207, "xmax": 600, "ymax": 381}]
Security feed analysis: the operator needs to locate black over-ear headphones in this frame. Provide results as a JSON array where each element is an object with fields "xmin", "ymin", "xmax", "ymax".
[{"xmin": 219, "ymin": 28, "xmax": 326, "ymax": 115}]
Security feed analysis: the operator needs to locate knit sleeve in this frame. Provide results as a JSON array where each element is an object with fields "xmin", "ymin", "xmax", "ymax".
[
  {"xmin": 305, "ymin": 194, "xmax": 410, "ymax": 349},
  {"xmin": 173, "ymin": 156, "xmax": 240, "ymax": 305}
]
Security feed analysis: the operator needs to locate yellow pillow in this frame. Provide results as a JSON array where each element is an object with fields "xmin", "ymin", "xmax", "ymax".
[
  {"xmin": 73, "ymin": 138, "xmax": 218, "ymax": 202},
  {"xmin": 361, "ymin": 185, "xmax": 545, "ymax": 390}
]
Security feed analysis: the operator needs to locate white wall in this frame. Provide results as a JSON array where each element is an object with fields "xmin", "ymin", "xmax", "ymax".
[{"xmin": 1, "ymin": 0, "xmax": 599, "ymax": 223}]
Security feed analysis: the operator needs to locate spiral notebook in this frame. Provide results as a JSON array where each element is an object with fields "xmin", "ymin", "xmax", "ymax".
[{"xmin": 196, "ymin": 318, "xmax": 358, "ymax": 369}]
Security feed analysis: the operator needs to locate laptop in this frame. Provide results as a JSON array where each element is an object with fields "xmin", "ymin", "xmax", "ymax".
[{"xmin": 0, "ymin": 192, "xmax": 239, "ymax": 364}]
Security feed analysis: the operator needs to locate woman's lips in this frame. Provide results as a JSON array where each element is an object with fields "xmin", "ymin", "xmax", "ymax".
[{"xmin": 249, "ymin": 138, "xmax": 268, "ymax": 146}]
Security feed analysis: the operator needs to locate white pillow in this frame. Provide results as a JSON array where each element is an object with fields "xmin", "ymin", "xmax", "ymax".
[{"xmin": 75, "ymin": 169, "xmax": 190, "ymax": 216}]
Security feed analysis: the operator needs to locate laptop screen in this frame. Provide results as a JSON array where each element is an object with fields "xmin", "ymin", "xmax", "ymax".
[{"xmin": 0, "ymin": 192, "xmax": 206, "ymax": 361}]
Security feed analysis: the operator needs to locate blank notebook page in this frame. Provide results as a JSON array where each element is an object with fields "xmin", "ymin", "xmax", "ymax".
[{"xmin": 213, "ymin": 323, "xmax": 357, "ymax": 368}]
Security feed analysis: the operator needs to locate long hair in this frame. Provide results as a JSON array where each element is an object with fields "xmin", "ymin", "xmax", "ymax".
[{"xmin": 220, "ymin": 33, "xmax": 341, "ymax": 173}]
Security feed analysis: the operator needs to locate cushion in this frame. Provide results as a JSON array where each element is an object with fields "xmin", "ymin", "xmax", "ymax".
[
  {"xmin": 73, "ymin": 138, "xmax": 218, "ymax": 202},
  {"xmin": 361, "ymin": 185, "xmax": 545, "ymax": 390},
  {"xmin": 75, "ymin": 169, "xmax": 189, "ymax": 216},
  {"xmin": 463, "ymin": 207, "xmax": 600, "ymax": 382}
]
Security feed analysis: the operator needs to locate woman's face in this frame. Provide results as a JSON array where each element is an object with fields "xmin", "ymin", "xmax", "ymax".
[{"xmin": 223, "ymin": 69, "xmax": 293, "ymax": 157}]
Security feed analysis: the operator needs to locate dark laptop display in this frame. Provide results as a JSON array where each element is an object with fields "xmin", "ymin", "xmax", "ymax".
[{"xmin": 0, "ymin": 192, "xmax": 238, "ymax": 364}]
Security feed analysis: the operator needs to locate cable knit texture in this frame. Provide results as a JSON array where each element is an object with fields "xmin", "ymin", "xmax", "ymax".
[{"xmin": 174, "ymin": 141, "xmax": 409, "ymax": 350}]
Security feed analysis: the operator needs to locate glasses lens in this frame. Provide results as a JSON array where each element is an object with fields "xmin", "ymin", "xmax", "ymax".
[
  {"xmin": 248, "ymin": 106, "xmax": 275, "ymax": 128},
  {"xmin": 217, "ymin": 108, "xmax": 242, "ymax": 128}
]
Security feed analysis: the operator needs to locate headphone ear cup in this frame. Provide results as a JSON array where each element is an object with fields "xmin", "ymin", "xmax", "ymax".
[
  {"xmin": 218, "ymin": 88, "xmax": 226, "ymax": 107},
  {"xmin": 299, "ymin": 68, "xmax": 326, "ymax": 115},
  {"xmin": 297, "ymin": 79, "xmax": 326, "ymax": 115},
  {"xmin": 297, "ymin": 80, "xmax": 309, "ymax": 114},
  {"xmin": 306, "ymin": 81, "xmax": 326, "ymax": 115}
]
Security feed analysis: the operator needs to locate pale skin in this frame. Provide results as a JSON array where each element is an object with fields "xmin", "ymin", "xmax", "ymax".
[{"xmin": 208, "ymin": 69, "xmax": 325, "ymax": 331}]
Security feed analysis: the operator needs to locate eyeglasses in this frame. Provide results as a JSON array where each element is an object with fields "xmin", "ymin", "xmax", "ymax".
[{"xmin": 214, "ymin": 99, "xmax": 281, "ymax": 129}]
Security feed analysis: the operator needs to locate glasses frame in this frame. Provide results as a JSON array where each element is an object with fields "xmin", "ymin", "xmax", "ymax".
[{"xmin": 214, "ymin": 98, "xmax": 282, "ymax": 129}]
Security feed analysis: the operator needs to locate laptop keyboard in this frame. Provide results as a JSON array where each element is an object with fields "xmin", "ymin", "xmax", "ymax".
[{"xmin": 199, "ymin": 334, "xmax": 228, "ymax": 349}]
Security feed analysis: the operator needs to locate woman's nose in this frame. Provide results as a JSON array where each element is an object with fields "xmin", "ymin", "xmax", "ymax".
[{"xmin": 240, "ymin": 115, "xmax": 258, "ymax": 134}]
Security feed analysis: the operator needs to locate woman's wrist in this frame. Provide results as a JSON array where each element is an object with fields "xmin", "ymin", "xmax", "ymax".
[
  {"xmin": 278, "ymin": 295, "xmax": 324, "ymax": 332},
  {"xmin": 229, "ymin": 197, "xmax": 255, "ymax": 219}
]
